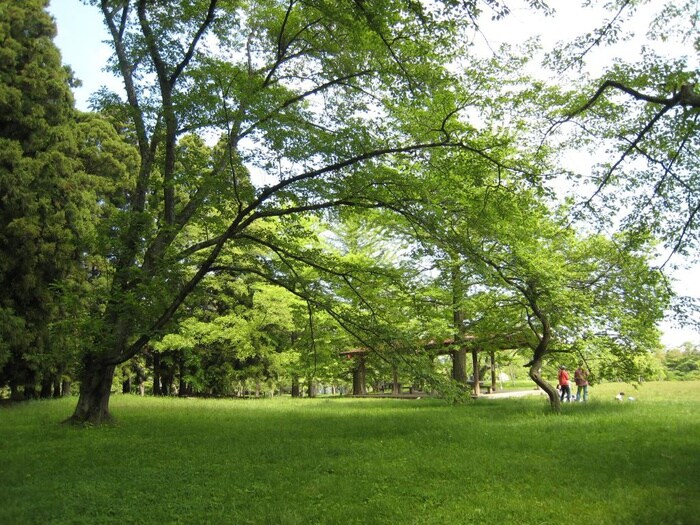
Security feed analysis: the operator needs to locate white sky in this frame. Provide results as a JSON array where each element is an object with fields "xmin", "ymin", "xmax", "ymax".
[{"xmin": 47, "ymin": 0, "xmax": 700, "ymax": 347}]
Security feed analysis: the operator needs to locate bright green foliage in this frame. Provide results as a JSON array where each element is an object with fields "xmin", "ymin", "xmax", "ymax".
[
  {"xmin": 152, "ymin": 278, "xmax": 308, "ymax": 396},
  {"xmin": 68, "ymin": 0, "xmax": 517, "ymax": 423},
  {"xmin": 2, "ymin": 0, "xmax": 681, "ymax": 420},
  {"xmin": 379, "ymin": 141, "xmax": 671, "ymax": 409},
  {"xmin": 663, "ymin": 342, "xmax": 700, "ymax": 380}
]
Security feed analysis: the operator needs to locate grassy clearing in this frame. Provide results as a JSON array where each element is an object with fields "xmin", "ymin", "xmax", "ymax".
[{"xmin": 1, "ymin": 382, "xmax": 699, "ymax": 524}]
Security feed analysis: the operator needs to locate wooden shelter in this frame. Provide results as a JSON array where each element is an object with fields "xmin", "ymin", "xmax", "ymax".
[{"xmin": 341, "ymin": 334, "xmax": 528, "ymax": 397}]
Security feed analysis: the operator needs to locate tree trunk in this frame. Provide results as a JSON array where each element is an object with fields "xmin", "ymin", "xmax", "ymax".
[
  {"xmin": 66, "ymin": 361, "xmax": 117, "ymax": 425},
  {"xmin": 291, "ymin": 376, "xmax": 301, "ymax": 398},
  {"xmin": 152, "ymin": 353, "xmax": 162, "ymax": 396},
  {"xmin": 307, "ymin": 382, "xmax": 316, "ymax": 398},
  {"xmin": 528, "ymin": 360, "xmax": 560, "ymax": 413},
  {"xmin": 40, "ymin": 375, "xmax": 53, "ymax": 399},
  {"xmin": 53, "ymin": 376, "xmax": 62, "ymax": 398},
  {"xmin": 10, "ymin": 381, "xmax": 22, "ymax": 401},
  {"xmin": 122, "ymin": 376, "xmax": 132, "ymax": 394},
  {"xmin": 178, "ymin": 356, "xmax": 187, "ymax": 397},
  {"xmin": 61, "ymin": 379, "xmax": 71, "ymax": 397},
  {"xmin": 471, "ymin": 348, "xmax": 480, "ymax": 396},
  {"xmin": 451, "ymin": 260, "xmax": 468, "ymax": 388},
  {"xmin": 353, "ymin": 355, "xmax": 367, "ymax": 395},
  {"xmin": 24, "ymin": 369, "xmax": 37, "ymax": 400},
  {"xmin": 490, "ymin": 351, "xmax": 497, "ymax": 392},
  {"xmin": 452, "ymin": 348, "xmax": 467, "ymax": 384},
  {"xmin": 392, "ymin": 366, "xmax": 400, "ymax": 395},
  {"xmin": 133, "ymin": 363, "xmax": 146, "ymax": 396}
]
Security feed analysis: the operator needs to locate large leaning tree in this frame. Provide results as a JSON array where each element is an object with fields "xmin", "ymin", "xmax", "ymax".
[
  {"xmin": 65, "ymin": 0, "xmax": 532, "ymax": 424},
  {"xmin": 387, "ymin": 143, "xmax": 669, "ymax": 411}
]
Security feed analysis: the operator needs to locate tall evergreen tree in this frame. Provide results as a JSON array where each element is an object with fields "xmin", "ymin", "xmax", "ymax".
[{"xmin": 0, "ymin": 0, "xmax": 137, "ymax": 398}]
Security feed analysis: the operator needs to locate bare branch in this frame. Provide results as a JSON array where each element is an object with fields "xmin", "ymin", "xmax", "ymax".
[{"xmin": 585, "ymin": 103, "xmax": 674, "ymax": 206}]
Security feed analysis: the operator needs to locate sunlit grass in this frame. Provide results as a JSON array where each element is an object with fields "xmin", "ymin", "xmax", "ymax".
[{"xmin": 1, "ymin": 382, "xmax": 699, "ymax": 524}]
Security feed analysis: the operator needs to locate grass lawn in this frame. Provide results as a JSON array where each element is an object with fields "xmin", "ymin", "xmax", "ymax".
[{"xmin": 1, "ymin": 381, "xmax": 699, "ymax": 524}]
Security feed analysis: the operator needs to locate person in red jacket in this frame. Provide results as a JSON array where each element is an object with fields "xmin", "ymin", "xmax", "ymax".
[{"xmin": 558, "ymin": 365, "xmax": 571, "ymax": 402}]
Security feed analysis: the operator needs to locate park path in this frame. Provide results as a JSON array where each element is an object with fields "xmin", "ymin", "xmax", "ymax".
[{"xmin": 479, "ymin": 388, "xmax": 546, "ymax": 399}]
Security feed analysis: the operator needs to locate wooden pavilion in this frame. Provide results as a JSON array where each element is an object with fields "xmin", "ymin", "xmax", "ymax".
[{"xmin": 340, "ymin": 334, "xmax": 529, "ymax": 397}]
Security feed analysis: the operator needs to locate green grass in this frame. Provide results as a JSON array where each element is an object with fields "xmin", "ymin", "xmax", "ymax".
[{"xmin": 1, "ymin": 382, "xmax": 699, "ymax": 524}]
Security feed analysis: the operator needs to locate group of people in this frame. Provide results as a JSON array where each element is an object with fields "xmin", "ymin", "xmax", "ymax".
[{"xmin": 557, "ymin": 364, "xmax": 589, "ymax": 402}]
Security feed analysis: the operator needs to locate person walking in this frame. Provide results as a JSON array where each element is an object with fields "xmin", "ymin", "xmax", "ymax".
[
  {"xmin": 558, "ymin": 365, "xmax": 571, "ymax": 402},
  {"xmin": 574, "ymin": 363, "xmax": 589, "ymax": 402}
]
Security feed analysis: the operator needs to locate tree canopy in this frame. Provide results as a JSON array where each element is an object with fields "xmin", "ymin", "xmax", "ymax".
[{"xmin": 0, "ymin": 0, "xmax": 695, "ymax": 419}]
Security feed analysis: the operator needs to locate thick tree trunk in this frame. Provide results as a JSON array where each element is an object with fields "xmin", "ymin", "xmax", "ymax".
[
  {"xmin": 451, "ymin": 348, "xmax": 468, "ymax": 384},
  {"xmin": 24, "ymin": 369, "xmax": 37, "ymax": 400},
  {"xmin": 66, "ymin": 361, "xmax": 117, "ymax": 425},
  {"xmin": 307, "ymin": 382, "xmax": 316, "ymax": 398},
  {"xmin": 9, "ymin": 381, "xmax": 22, "ymax": 401},
  {"xmin": 40, "ymin": 375, "xmax": 53, "ymax": 399},
  {"xmin": 528, "ymin": 360, "xmax": 560, "ymax": 413},
  {"xmin": 61, "ymin": 379, "xmax": 72, "ymax": 397},
  {"xmin": 392, "ymin": 366, "xmax": 400, "ymax": 395},
  {"xmin": 352, "ymin": 356, "xmax": 367, "ymax": 395}
]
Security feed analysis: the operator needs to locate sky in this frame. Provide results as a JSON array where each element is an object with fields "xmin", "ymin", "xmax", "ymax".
[{"xmin": 46, "ymin": 0, "xmax": 700, "ymax": 348}]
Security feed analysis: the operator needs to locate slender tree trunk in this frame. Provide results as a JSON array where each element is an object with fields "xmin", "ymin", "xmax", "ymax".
[
  {"xmin": 66, "ymin": 361, "xmax": 117, "ymax": 425},
  {"xmin": 490, "ymin": 351, "xmax": 497, "ymax": 392},
  {"xmin": 392, "ymin": 366, "xmax": 400, "ymax": 395},
  {"xmin": 471, "ymin": 348, "xmax": 480, "ymax": 396},
  {"xmin": 178, "ymin": 357, "xmax": 187, "ymax": 397},
  {"xmin": 451, "ymin": 260, "xmax": 468, "ymax": 387},
  {"xmin": 153, "ymin": 353, "xmax": 162, "ymax": 396},
  {"xmin": 53, "ymin": 376, "xmax": 62, "ymax": 398},
  {"xmin": 528, "ymin": 359, "xmax": 560, "ymax": 413},
  {"xmin": 291, "ymin": 376, "xmax": 301, "ymax": 398}
]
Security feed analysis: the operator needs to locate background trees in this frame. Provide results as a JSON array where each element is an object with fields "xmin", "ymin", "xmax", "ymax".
[
  {"xmin": 0, "ymin": 1, "xmax": 693, "ymax": 416},
  {"xmin": 66, "ymin": 0, "xmax": 512, "ymax": 423}
]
